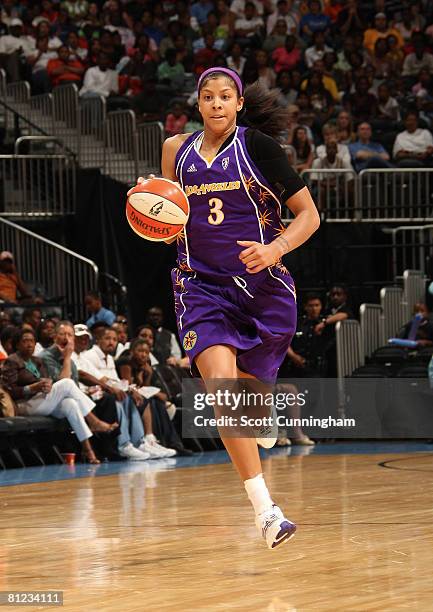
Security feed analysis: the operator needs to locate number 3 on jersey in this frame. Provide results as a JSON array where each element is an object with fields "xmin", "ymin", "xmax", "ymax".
[{"xmin": 208, "ymin": 197, "xmax": 224, "ymax": 225}]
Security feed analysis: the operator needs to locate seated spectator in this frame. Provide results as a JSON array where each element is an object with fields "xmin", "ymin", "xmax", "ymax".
[
  {"xmin": 370, "ymin": 37, "xmax": 393, "ymax": 79},
  {"xmin": 336, "ymin": 110, "xmax": 356, "ymax": 144},
  {"xmin": 254, "ymin": 49, "xmax": 275, "ymax": 89},
  {"xmin": 66, "ymin": 31, "xmax": 88, "ymax": 62},
  {"xmin": 215, "ymin": 0, "xmax": 235, "ymax": 40},
  {"xmin": 165, "ymin": 102, "xmax": 188, "ymax": 137},
  {"xmin": 312, "ymin": 138, "xmax": 353, "ymax": 173},
  {"xmin": 226, "ymin": 41, "xmax": 246, "ymax": 75},
  {"xmin": 264, "ymin": 19, "xmax": 289, "ymax": 56},
  {"xmin": 386, "ymin": 34, "xmax": 404, "ymax": 73},
  {"xmin": 229, "ymin": 0, "xmax": 264, "ymax": 20},
  {"xmin": 395, "ymin": 6, "xmax": 422, "ymax": 43},
  {"xmin": 271, "ymin": 34, "xmax": 301, "ymax": 74},
  {"xmin": 145, "ymin": 306, "xmax": 182, "ymax": 365},
  {"xmin": 34, "ymin": 318, "xmax": 56, "ymax": 355},
  {"xmin": 335, "ymin": 0, "xmax": 364, "ymax": 38},
  {"xmin": 0, "ymin": 311, "xmax": 11, "ymax": 333},
  {"xmin": 301, "ymin": 59, "xmax": 340, "ymax": 102},
  {"xmin": 305, "ymin": 31, "xmax": 332, "ymax": 68},
  {"xmin": 2, "ymin": 327, "xmax": 106, "ymax": 464},
  {"xmin": 33, "ymin": 20, "xmax": 62, "ymax": 51},
  {"xmin": 157, "ymin": 47, "xmax": 185, "ymax": 95},
  {"xmin": 193, "ymin": 32, "xmax": 220, "ymax": 75},
  {"xmin": 112, "ymin": 321, "xmax": 129, "ymax": 359},
  {"xmin": 0, "ymin": 325, "xmax": 18, "ymax": 360},
  {"xmin": 286, "ymin": 293, "xmax": 326, "ymax": 376},
  {"xmin": 136, "ymin": 325, "xmax": 159, "ymax": 365},
  {"xmin": 117, "ymin": 338, "xmax": 190, "ymax": 454},
  {"xmin": 349, "ymin": 122, "xmax": 392, "ymax": 172},
  {"xmin": 397, "ymin": 303, "xmax": 433, "ymax": 347},
  {"xmin": 376, "ymin": 83, "xmax": 400, "ymax": 123},
  {"xmin": 275, "ymin": 70, "xmax": 297, "ymax": 107},
  {"xmin": 191, "ymin": 0, "xmax": 215, "ymax": 25},
  {"xmin": 402, "ymin": 35, "xmax": 433, "ymax": 79},
  {"xmin": 0, "ymin": 18, "xmax": 35, "ymax": 81},
  {"xmin": 26, "ymin": 35, "xmax": 57, "ymax": 94},
  {"xmin": 363, "ymin": 13, "xmax": 404, "ymax": 56},
  {"xmin": 315, "ymin": 284, "xmax": 354, "ymax": 376},
  {"xmin": 311, "ymin": 139, "xmax": 354, "ymax": 211},
  {"xmin": 84, "ymin": 327, "xmax": 176, "ymax": 457},
  {"xmin": 0, "ymin": 251, "xmax": 33, "ymax": 304},
  {"xmin": 266, "ymin": 0, "xmax": 298, "ymax": 37},
  {"xmin": 84, "ymin": 291, "xmax": 116, "ymax": 328},
  {"xmin": 141, "ymin": 9, "xmax": 165, "ymax": 45},
  {"xmin": 296, "ymin": 93, "xmax": 317, "ymax": 139},
  {"xmin": 80, "ymin": 52, "xmax": 129, "ymax": 111},
  {"xmin": 316, "ymin": 123, "xmax": 351, "ymax": 165},
  {"xmin": 291, "ymin": 126, "xmax": 315, "ymax": 172},
  {"xmin": 40, "ymin": 0, "xmax": 60, "ymax": 25},
  {"xmin": 393, "ymin": 110, "xmax": 433, "ymax": 168},
  {"xmin": 21, "ymin": 308, "xmax": 42, "ymax": 331},
  {"xmin": 233, "ymin": 1, "xmax": 264, "ymax": 46},
  {"xmin": 343, "ymin": 76, "xmax": 378, "ymax": 121},
  {"xmin": 300, "ymin": 0, "xmax": 331, "ymax": 42},
  {"xmin": 303, "ymin": 71, "xmax": 335, "ymax": 126},
  {"xmin": 47, "ymin": 45, "xmax": 85, "ymax": 88}
]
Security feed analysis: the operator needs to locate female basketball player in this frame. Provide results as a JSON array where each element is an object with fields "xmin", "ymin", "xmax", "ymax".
[{"xmin": 132, "ymin": 67, "xmax": 320, "ymax": 549}]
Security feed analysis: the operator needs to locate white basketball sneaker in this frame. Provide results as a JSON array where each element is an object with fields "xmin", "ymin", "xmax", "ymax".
[
  {"xmin": 139, "ymin": 434, "xmax": 177, "ymax": 458},
  {"xmin": 119, "ymin": 442, "xmax": 150, "ymax": 461},
  {"xmin": 256, "ymin": 504, "xmax": 297, "ymax": 549},
  {"xmin": 253, "ymin": 404, "xmax": 278, "ymax": 449}
]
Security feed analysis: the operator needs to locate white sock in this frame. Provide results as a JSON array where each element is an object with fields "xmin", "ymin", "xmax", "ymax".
[{"xmin": 244, "ymin": 473, "xmax": 273, "ymax": 515}]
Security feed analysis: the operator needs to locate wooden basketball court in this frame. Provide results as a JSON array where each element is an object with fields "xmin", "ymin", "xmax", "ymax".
[{"xmin": 0, "ymin": 446, "xmax": 432, "ymax": 611}]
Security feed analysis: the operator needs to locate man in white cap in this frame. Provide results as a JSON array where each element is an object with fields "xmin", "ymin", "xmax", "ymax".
[
  {"xmin": 0, "ymin": 251, "xmax": 32, "ymax": 304},
  {"xmin": 0, "ymin": 19, "xmax": 35, "ymax": 80}
]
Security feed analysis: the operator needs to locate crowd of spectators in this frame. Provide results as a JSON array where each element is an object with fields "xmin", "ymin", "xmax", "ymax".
[
  {"xmin": 0, "ymin": 290, "xmax": 192, "ymax": 462},
  {"xmin": 1, "ymin": 0, "xmax": 433, "ymax": 167}
]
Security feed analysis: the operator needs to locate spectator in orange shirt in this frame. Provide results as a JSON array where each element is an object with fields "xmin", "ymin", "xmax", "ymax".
[
  {"xmin": 47, "ymin": 45, "xmax": 85, "ymax": 88},
  {"xmin": 0, "ymin": 252, "xmax": 32, "ymax": 304},
  {"xmin": 363, "ymin": 13, "xmax": 404, "ymax": 56}
]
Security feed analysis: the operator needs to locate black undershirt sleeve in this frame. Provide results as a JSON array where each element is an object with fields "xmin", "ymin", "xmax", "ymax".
[{"xmin": 245, "ymin": 129, "xmax": 306, "ymax": 203}]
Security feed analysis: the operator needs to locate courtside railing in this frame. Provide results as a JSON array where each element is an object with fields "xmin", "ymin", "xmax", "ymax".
[
  {"xmin": 0, "ymin": 153, "xmax": 76, "ymax": 216},
  {"xmin": 359, "ymin": 303, "xmax": 382, "ymax": 359},
  {"xmin": 0, "ymin": 217, "xmax": 98, "ymax": 321},
  {"xmin": 297, "ymin": 168, "xmax": 433, "ymax": 222},
  {"xmin": 382, "ymin": 225, "xmax": 433, "ymax": 279}
]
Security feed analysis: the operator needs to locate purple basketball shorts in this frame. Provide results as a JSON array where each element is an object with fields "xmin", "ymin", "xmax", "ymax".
[{"xmin": 172, "ymin": 266, "xmax": 297, "ymax": 382}]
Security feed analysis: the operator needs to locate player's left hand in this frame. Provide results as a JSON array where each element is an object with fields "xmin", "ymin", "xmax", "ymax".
[{"xmin": 237, "ymin": 240, "xmax": 284, "ymax": 274}]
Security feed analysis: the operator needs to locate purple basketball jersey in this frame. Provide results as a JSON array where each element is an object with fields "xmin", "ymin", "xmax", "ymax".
[{"xmin": 175, "ymin": 126, "xmax": 287, "ymax": 280}]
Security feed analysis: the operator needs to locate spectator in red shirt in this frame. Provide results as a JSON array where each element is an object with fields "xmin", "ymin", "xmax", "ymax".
[
  {"xmin": 272, "ymin": 34, "xmax": 301, "ymax": 73},
  {"xmin": 47, "ymin": 46, "xmax": 85, "ymax": 88}
]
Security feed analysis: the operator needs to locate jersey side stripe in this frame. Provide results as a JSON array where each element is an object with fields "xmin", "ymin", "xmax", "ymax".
[{"xmin": 234, "ymin": 138, "xmax": 264, "ymax": 244}]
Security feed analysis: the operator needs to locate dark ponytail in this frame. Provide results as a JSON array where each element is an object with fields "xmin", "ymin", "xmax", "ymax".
[{"xmin": 238, "ymin": 81, "xmax": 289, "ymax": 140}]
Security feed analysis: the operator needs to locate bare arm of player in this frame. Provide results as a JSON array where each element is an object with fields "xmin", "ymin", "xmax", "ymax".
[
  {"xmin": 160, "ymin": 135, "xmax": 189, "ymax": 244},
  {"xmin": 238, "ymin": 186, "xmax": 320, "ymax": 274}
]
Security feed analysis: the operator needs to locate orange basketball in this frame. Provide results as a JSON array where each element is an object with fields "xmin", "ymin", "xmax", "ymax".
[{"xmin": 126, "ymin": 178, "xmax": 190, "ymax": 242}]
